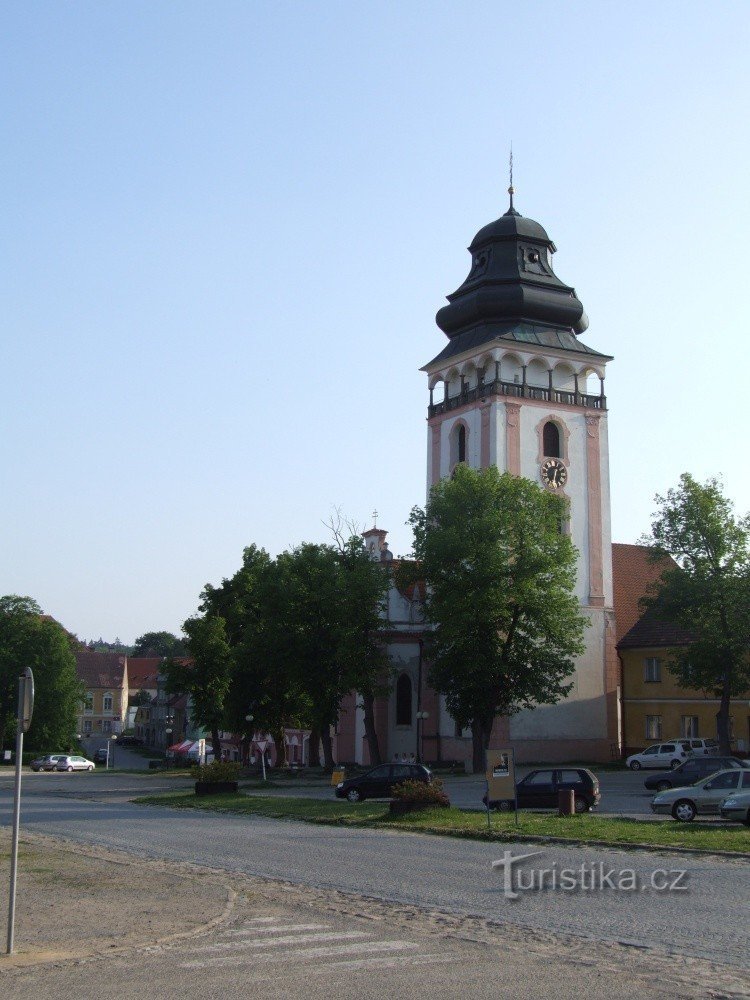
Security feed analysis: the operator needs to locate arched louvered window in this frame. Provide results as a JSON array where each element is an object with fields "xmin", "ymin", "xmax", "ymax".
[
  {"xmin": 396, "ymin": 674, "xmax": 412, "ymax": 726},
  {"xmin": 543, "ymin": 421, "xmax": 560, "ymax": 458}
]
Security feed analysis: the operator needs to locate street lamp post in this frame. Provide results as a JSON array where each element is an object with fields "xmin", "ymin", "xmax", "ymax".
[{"xmin": 416, "ymin": 711, "xmax": 429, "ymax": 764}]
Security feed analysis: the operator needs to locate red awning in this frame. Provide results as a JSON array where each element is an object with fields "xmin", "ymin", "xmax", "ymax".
[{"xmin": 167, "ymin": 740, "xmax": 193, "ymax": 754}]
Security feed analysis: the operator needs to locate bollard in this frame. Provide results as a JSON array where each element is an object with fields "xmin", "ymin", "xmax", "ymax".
[{"xmin": 558, "ymin": 788, "xmax": 575, "ymax": 816}]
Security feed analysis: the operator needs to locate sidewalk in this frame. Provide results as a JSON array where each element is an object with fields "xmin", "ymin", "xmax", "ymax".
[{"xmin": 0, "ymin": 829, "xmax": 232, "ymax": 968}]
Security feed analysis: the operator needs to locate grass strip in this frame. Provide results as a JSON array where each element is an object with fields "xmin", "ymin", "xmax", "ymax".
[{"xmin": 132, "ymin": 792, "xmax": 750, "ymax": 854}]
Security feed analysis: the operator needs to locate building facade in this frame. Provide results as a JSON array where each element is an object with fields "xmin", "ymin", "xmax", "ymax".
[{"xmin": 75, "ymin": 651, "xmax": 129, "ymax": 737}]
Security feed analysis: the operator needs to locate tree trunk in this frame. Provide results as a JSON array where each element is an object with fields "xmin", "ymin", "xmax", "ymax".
[
  {"xmin": 321, "ymin": 727, "xmax": 334, "ymax": 769},
  {"xmin": 471, "ymin": 721, "xmax": 485, "ymax": 775},
  {"xmin": 716, "ymin": 682, "xmax": 733, "ymax": 756},
  {"xmin": 308, "ymin": 726, "xmax": 321, "ymax": 767},
  {"xmin": 362, "ymin": 693, "xmax": 381, "ymax": 765},
  {"xmin": 211, "ymin": 726, "xmax": 222, "ymax": 762},
  {"xmin": 273, "ymin": 726, "xmax": 286, "ymax": 767}
]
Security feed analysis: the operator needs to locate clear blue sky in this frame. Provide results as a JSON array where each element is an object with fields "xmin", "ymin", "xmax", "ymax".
[{"xmin": 2, "ymin": 1, "xmax": 748, "ymax": 643}]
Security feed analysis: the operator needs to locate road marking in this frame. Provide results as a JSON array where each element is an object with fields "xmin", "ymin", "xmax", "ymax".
[
  {"xmin": 316, "ymin": 953, "xmax": 456, "ymax": 973},
  {"xmin": 224, "ymin": 923, "xmax": 329, "ymax": 937},
  {"xmin": 181, "ymin": 939, "xmax": 419, "ymax": 969},
  {"xmin": 189, "ymin": 930, "xmax": 368, "ymax": 955}
]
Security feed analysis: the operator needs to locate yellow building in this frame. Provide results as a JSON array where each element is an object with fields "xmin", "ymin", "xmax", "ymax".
[
  {"xmin": 75, "ymin": 651, "xmax": 129, "ymax": 737},
  {"xmin": 618, "ymin": 616, "xmax": 750, "ymax": 755}
]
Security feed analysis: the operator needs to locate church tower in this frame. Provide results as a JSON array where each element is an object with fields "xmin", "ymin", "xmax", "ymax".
[{"xmin": 422, "ymin": 189, "xmax": 619, "ymax": 761}]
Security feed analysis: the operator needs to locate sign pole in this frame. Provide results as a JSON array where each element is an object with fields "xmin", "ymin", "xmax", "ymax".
[{"xmin": 7, "ymin": 667, "xmax": 34, "ymax": 956}]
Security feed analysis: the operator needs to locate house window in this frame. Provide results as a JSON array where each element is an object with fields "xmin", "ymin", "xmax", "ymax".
[
  {"xmin": 543, "ymin": 421, "xmax": 561, "ymax": 458},
  {"xmin": 103, "ymin": 693, "xmax": 113, "ymax": 713},
  {"xmin": 102, "ymin": 720, "xmax": 112, "ymax": 733},
  {"xmin": 681, "ymin": 716, "xmax": 699, "ymax": 738},
  {"xmin": 395, "ymin": 674, "xmax": 412, "ymax": 727},
  {"xmin": 645, "ymin": 715, "xmax": 662, "ymax": 740},
  {"xmin": 83, "ymin": 721, "xmax": 92, "ymax": 734},
  {"xmin": 643, "ymin": 658, "xmax": 661, "ymax": 683},
  {"xmin": 83, "ymin": 692, "xmax": 93, "ymax": 715}
]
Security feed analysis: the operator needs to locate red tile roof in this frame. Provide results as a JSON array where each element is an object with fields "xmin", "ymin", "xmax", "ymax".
[
  {"xmin": 617, "ymin": 613, "xmax": 694, "ymax": 649},
  {"xmin": 127, "ymin": 657, "xmax": 163, "ymax": 690},
  {"xmin": 75, "ymin": 651, "xmax": 127, "ymax": 689},
  {"xmin": 611, "ymin": 543, "xmax": 674, "ymax": 644}
]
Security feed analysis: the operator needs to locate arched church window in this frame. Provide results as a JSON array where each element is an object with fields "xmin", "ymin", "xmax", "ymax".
[
  {"xmin": 457, "ymin": 424, "xmax": 466, "ymax": 463},
  {"xmin": 396, "ymin": 674, "xmax": 412, "ymax": 726},
  {"xmin": 543, "ymin": 421, "xmax": 560, "ymax": 458}
]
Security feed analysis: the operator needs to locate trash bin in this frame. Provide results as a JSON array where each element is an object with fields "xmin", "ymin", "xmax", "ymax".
[{"xmin": 558, "ymin": 789, "xmax": 575, "ymax": 815}]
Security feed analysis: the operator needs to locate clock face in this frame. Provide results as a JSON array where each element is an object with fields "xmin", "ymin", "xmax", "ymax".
[{"xmin": 541, "ymin": 458, "xmax": 568, "ymax": 490}]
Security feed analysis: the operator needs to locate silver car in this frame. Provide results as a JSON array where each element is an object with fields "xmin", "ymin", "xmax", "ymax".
[
  {"xmin": 55, "ymin": 755, "xmax": 95, "ymax": 773},
  {"xmin": 719, "ymin": 790, "xmax": 750, "ymax": 826},
  {"xmin": 651, "ymin": 768, "xmax": 750, "ymax": 821}
]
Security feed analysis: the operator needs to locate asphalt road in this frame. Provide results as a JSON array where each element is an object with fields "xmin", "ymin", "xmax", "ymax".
[
  {"xmin": 3, "ymin": 764, "xmax": 727, "ymax": 817},
  {"xmin": 0, "ymin": 771, "xmax": 748, "ymax": 977}
]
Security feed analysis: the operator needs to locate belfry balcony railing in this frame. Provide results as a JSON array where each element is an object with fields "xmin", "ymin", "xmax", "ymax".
[{"xmin": 428, "ymin": 377, "xmax": 606, "ymax": 418}]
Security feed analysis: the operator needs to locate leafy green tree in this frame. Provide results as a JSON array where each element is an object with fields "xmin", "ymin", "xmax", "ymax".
[
  {"xmin": 132, "ymin": 631, "xmax": 188, "ymax": 657},
  {"xmin": 164, "ymin": 615, "xmax": 232, "ymax": 759},
  {"xmin": 280, "ymin": 537, "xmax": 390, "ymax": 767},
  {"xmin": 405, "ymin": 465, "xmax": 586, "ymax": 772},
  {"xmin": 330, "ymin": 533, "xmax": 390, "ymax": 766},
  {"xmin": 0, "ymin": 596, "xmax": 82, "ymax": 752},
  {"xmin": 641, "ymin": 474, "xmax": 750, "ymax": 755}
]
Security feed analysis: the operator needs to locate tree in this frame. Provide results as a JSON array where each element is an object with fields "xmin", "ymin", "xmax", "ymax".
[
  {"xmin": 164, "ymin": 615, "xmax": 232, "ymax": 759},
  {"xmin": 132, "ymin": 631, "xmax": 188, "ymax": 657},
  {"xmin": 641, "ymin": 474, "xmax": 750, "ymax": 755},
  {"xmin": 0, "ymin": 595, "xmax": 82, "ymax": 752},
  {"xmin": 281, "ymin": 536, "xmax": 390, "ymax": 767},
  {"xmin": 405, "ymin": 465, "xmax": 586, "ymax": 772}
]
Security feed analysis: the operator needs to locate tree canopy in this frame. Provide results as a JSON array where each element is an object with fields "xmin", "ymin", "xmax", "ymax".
[
  {"xmin": 0, "ymin": 595, "xmax": 82, "ymax": 752},
  {"xmin": 642, "ymin": 473, "xmax": 750, "ymax": 754},
  {"xmin": 132, "ymin": 631, "xmax": 188, "ymax": 658},
  {"xmin": 168, "ymin": 533, "xmax": 390, "ymax": 767},
  {"xmin": 405, "ymin": 465, "xmax": 586, "ymax": 771}
]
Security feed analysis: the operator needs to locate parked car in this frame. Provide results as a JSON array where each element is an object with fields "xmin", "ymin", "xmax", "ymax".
[
  {"xmin": 93, "ymin": 748, "xmax": 110, "ymax": 763},
  {"xmin": 335, "ymin": 763, "xmax": 431, "ymax": 802},
  {"xmin": 664, "ymin": 738, "xmax": 719, "ymax": 757},
  {"xmin": 55, "ymin": 755, "xmax": 96, "ymax": 773},
  {"xmin": 719, "ymin": 791, "xmax": 750, "ymax": 826},
  {"xmin": 626, "ymin": 743, "xmax": 690, "ymax": 771},
  {"xmin": 643, "ymin": 756, "xmax": 749, "ymax": 792},
  {"xmin": 483, "ymin": 767, "xmax": 600, "ymax": 813},
  {"xmin": 30, "ymin": 754, "xmax": 67, "ymax": 772},
  {"xmin": 651, "ymin": 768, "xmax": 750, "ymax": 821}
]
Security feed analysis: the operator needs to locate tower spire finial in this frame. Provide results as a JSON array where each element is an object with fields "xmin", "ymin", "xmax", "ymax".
[{"xmin": 508, "ymin": 142, "xmax": 515, "ymax": 211}]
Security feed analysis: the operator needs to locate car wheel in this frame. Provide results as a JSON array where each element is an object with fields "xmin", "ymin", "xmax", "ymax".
[
  {"xmin": 574, "ymin": 795, "xmax": 589, "ymax": 813},
  {"xmin": 629, "ymin": 761, "xmax": 641, "ymax": 771},
  {"xmin": 346, "ymin": 788, "xmax": 361, "ymax": 803},
  {"xmin": 670, "ymin": 760, "xmax": 682, "ymax": 770},
  {"xmin": 87, "ymin": 765, "xmax": 94, "ymax": 771},
  {"xmin": 496, "ymin": 800, "xmax": 511, "ymax": 812},
  {"xmin": 672, "ymin": 799, "xmax": 696, "ymax": 822},
  {"xmin": 656, "ymin": 781, "xmax": 672, "ymax": 792},
  {"xmin": 66, "ymin": 766, "xmax": 73, "ymax": 772}
]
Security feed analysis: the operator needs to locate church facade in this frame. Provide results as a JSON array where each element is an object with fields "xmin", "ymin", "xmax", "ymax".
[{"xmin": 337, "ymin": 192, "xmax": 621, "ymax": 766}]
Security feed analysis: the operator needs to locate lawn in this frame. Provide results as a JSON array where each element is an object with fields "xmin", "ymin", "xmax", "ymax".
[{"xmin": 132, "ymin": 791, "xmax": 750, "ymax": 854}]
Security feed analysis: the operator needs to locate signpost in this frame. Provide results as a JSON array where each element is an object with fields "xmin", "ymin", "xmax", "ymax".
[
  {"xmin": 255, "ymin": 740, "xmax": 268, "ymax": 781},
  {"xmin": 485, "ymin": 748, "xmax": 518, "ymax": 829},
  {"xmin": 7, "ymin": 667, "xmax": 34, "ymax": 955}
]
